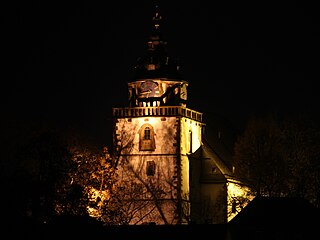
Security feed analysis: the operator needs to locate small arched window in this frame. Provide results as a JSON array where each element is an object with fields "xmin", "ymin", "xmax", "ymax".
[
  {"xmin": 144, "ymin": 127, "xmax": 151, "ymax": 140},
  {"xmin": 139, "ymin": 124, "xmax": 156, "ymax": 151}
]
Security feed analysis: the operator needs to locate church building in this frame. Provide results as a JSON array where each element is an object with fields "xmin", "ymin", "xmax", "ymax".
[{"xmin": 112, "ymin": 6, "xmax": 253, "ymax": 225}]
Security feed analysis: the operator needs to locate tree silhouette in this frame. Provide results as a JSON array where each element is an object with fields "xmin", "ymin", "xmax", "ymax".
[
  {"xmin": 233, "ymin": 112, "xmax": 320, "ymax": 208},
  {"xmin": 280, "ymin": 113, "xmax": 320, "ymax": 207},
  {"xmin": 233, "ymin": 113, "xmax": 286, "ymax": 197},
  {"xmin": 11, "ymin": 128, "xmax": 72, "ymax": 223}
]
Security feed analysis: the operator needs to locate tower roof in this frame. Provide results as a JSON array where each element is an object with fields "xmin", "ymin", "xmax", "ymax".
[{"xmin": 129, "ymin": 5, "xmax": 184, "ymax": 82}]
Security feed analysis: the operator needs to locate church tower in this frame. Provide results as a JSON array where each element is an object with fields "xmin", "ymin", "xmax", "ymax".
[{"xmin": 112, "ymin": 6, "xmax": 204, "ymax": 225}]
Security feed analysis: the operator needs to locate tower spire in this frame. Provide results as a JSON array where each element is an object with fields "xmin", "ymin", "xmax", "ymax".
[
  {"xmin": 130, "ymin": 3, "xmax": 183, "ymax": 82},
  {"xmin": 152, "ymin": 4, "xmax": 162, "ymax": 30},
  {"xmin": 148, "ymin": 3, "xmax": 166, "ymax": 51}
]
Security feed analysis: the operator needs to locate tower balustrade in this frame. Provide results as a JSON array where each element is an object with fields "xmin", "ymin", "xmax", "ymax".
[{"xmin": 113, "ymin": 106, "xmax": 202, "ymax": 122}]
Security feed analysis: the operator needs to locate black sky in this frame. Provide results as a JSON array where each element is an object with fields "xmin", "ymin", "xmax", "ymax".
[{"xmin": 2, "ymin": 1, "xmax": 320, "ymax": 147}]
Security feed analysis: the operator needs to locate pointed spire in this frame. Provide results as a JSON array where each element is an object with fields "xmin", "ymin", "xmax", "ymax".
[
  {"xmin": 148, "ymin": 4, "xmax": 166, "ymax": 51},
  {"xmin": 152, "ymin": 4, "xmax": 162, "ymax": 30},
  {"xmin": 130, "ymin": 3, "xmax": 183, "ymax": 81}
]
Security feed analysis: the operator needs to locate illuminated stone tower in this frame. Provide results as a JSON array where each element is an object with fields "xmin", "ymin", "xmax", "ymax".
[
  {"xmin": 112, "ymin": 5, "xmax": 254, "ymax": 225},
  {"xmin": 112, "ymin": 6, "xmax": 204, "ymax": 224}
]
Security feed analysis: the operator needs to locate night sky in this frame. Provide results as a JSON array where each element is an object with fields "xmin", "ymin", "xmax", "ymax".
[{"xmin": 2, "ymin": 1, "xmax": 320, "ymax": 147}]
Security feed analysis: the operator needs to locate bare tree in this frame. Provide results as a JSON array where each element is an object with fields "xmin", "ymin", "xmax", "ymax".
[
  {"xmin": 233, "ymin": 112, "xmax": 320, "ymax": 208},
  {"xmin": 54, "ymin": 118, "xmax": 191, "ymax": 225},
  {"xmin": 233, "ymin": 113, "xmax": 287, "ymax": 197},
  {"xmin": 280, "ymin": 113, "xmax": 320, "ymax": 207},
  {"xmin": 110, "ymin": 120, "xmax": 185, "ymax": 225},
  {"xmin": 11, "ymin": 128, "xmax": 73, "ymax": 223}
]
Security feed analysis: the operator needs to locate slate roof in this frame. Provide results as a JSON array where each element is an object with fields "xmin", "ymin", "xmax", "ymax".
[{"xmin": 189, "ymin": 111, "xmax": 241, "ymax": 182}]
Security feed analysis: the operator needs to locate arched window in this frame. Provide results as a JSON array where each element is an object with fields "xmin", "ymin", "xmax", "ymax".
[
  {"xmin": 144, "ymin": 127, "xmax": 151, "ymax": 140},
  {"xmin": 139, "ymin": 124, "xmax": 156, "ymax": 151}
]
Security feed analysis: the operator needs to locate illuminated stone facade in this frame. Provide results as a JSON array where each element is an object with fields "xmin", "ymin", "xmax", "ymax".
[{"xmin": 113, "ymin": 107, "xmax": 203, "ymax": 224}]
